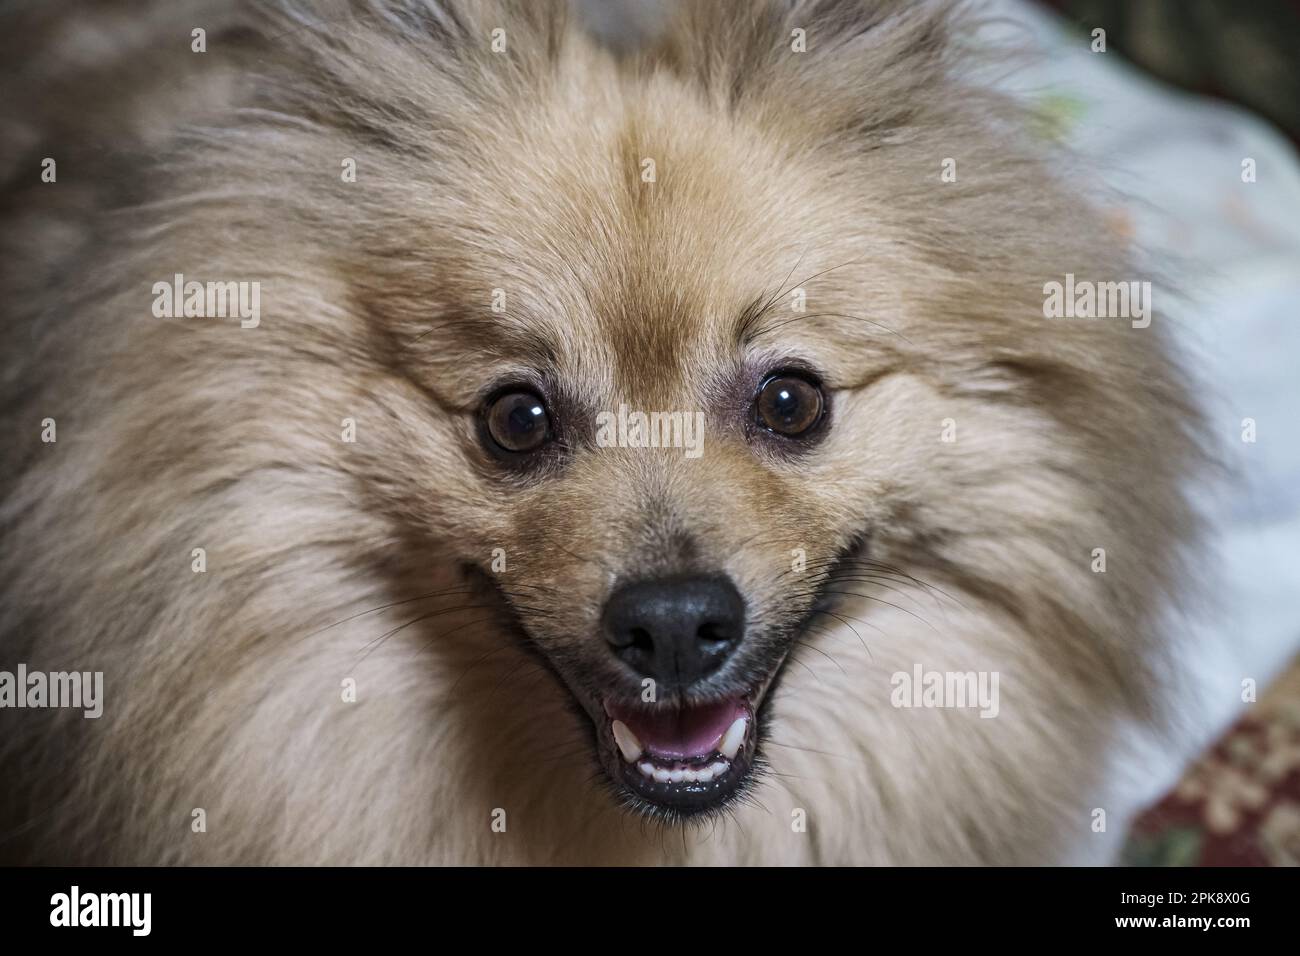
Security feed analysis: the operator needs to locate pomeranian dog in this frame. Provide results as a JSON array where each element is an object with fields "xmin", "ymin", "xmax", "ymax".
[{"xmin": 0, "ymin": 0, "xmax": 1202, "ymax": 865}]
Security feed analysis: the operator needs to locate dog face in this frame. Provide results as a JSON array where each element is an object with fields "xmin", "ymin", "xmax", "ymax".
[
  {"xmin": 389, "ymin": 102, "xmax": 893, "ymax": 817},
  {"xmin": 310, "ymin": 1, "xmax": 993, "ymax": 818}
]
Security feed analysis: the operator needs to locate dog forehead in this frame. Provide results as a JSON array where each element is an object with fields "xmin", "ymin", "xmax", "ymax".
[
  {"xmin": 548, "ymin": 231, "xmax": 787, "ymax": 405},
  {"xmin": 459, "ymin": 101, "xmax": 839, "ymax": 402},
  {"xmin": 499, "ymin": 240, "xmax": 754, "ymax": 406},
  {"xmin": 589, "ymin": 277, "xmax": 730, "ymax": 401}
]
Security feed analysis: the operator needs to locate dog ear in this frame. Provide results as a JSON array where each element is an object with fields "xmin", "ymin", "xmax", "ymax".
[
  {"xmin": 260, "ymin": 0, "xmax": 572, "ymax": 142},
  {"xmin": 651, "ymin": 0, "xmax": 962, "ymax": 145}
]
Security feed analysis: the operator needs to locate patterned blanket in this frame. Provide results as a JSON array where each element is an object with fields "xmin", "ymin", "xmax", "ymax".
[{"xmin": 1124, "ymin": 660, "xmax": 1300, "ymax": 865}]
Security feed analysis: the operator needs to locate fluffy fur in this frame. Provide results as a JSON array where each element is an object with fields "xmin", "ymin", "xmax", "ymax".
[{"xmin": 0, "ymin": 0, "xmax": 1202, "ymax": 864}]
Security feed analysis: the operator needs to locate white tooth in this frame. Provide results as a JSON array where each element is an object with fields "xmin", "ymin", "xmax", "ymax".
[
  {"xmin": 638, "ymin": 761, "xmax": 655, "ymax": 778},
  {"xmin": 708, "ymin": 761, "xmax": 728, "ymax": 776},
  {"xmin": 695, "ymin": 767, "xmax": 715, "ymax": 783},
  {"xmin": 669, "ymin": 769, "xmax": 686, "ymax": 783},
  {"xmin": 719, "ymin": 716, "xmax": 748, "ymax": 760},
  {"xmin": 611, "ymin": 720, "xmax": 643, "ymax": 763},
  {"xmin": 683, "ymin": 769, "xmax": 698, "ymax": 783},
  {"xmin": 653, "ymin": 768, "xmax": 671, "ymax": 783}
]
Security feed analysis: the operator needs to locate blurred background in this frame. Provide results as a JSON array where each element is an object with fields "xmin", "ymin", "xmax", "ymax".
[
  {"xmin": 1005, "ymin": 0, "xmax": 1300, "ymax": 866},
  {"xmin": 1040, "ymin": 0, "xmax": 1300, "ymax": 147}
]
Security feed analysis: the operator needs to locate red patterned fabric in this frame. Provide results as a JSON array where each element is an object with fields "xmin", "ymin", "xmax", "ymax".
[{"xmin": 1124, "ymin": 661, "xmax": 1300, "ymax": 866}]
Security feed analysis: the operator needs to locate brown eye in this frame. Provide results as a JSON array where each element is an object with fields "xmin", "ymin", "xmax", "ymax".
[
  {"xmin": 755, "ymin": 373, "xmax": 824, "ymax": 437},
  {"xmin": 485, "ymin": 391, "xmax": 551, "ymax": 453}
]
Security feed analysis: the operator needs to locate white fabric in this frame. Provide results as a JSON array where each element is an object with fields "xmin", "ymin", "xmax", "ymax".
[{"xmin": 985, "ymin": 0, "xmax": 1300, "ymax": 812}]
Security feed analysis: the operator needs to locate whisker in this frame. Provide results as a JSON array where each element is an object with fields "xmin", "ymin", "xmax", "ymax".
[
  {"xmin": 357, "ymin": 603, "xmax": 501, "ymax": 656},
  {"xmin": 807, "ymin": 608, "xmax": 876, "ymax": 661},
  {"xmin": 791, "ymin": 639, "xmax": 846, "ymax": 677},
  {"xmin": 751, "ymin": 309, "xmax": 911, "ymax": 344},
  {"xmin": 764, "ymin": 739, "xmax": 852, "ymax": 760},
  {"xmin": 784, "ymin": 645, "xmax": 825, "ymax": 682},
  {"xmin": 305, "ymin": 585, "xmax": 478, "ymax": 639},
  {"xmin": 820, "ymin": 590, "xmax": 939, "ymax": 634},
  {"xmin": 444, "ymin": 638, "xmax": 531, "ymax": 700}
]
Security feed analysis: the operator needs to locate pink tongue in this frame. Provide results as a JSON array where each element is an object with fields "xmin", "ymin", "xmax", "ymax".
[{"xmin": 609, "ymin": 698, "xmax": 747, "ymax": 760}]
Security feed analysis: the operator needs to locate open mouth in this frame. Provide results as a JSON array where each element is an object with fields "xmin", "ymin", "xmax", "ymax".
[
  {"xmin": 599, "ymin": 692, "xmax": 764, "ymax": 816},
  {"xmin": 467, "ymin": 561, "xmax": 828, "ymax": 819}
]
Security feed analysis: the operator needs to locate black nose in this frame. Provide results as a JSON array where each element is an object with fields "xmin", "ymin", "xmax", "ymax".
[{"xmin": 601, "ymin": 574, "xmax": 746, "ymax": 688}]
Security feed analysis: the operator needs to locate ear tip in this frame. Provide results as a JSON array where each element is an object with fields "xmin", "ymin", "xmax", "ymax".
[{"xmin": 649, "ymin": 0, "xmax": 961, "ymax": 115}]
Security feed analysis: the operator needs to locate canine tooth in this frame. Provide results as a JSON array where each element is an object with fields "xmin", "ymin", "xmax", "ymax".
[
  {"xmin": 708, "ymin": 761, "xmax": 728, "ymax": 776},
  {"xmin": 638, "ymin": 761, "xmax": 655, "ymax": 778},
  {"xmin": 653, "ymin": 768, "xmax": 671, "ymax": 783},
  {"xmin": 719, "ymin": 716, "xmax": 747, "ymax": 760},
  {"xmin": 611, "ymin": 720, "xmax": 643, "ymax": 763},
  {"xmin": 695, "ymin": 767, "xmax": 715, "ymax": 783},
  {"xmin": 669, "ymin": 769, "xmax": 686, "ymax": 783}
]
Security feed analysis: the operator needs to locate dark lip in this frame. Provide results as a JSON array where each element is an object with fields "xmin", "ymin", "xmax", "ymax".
[{"xmin": 584, "ymin": 658, "xmax": 787, "ymax": 820}]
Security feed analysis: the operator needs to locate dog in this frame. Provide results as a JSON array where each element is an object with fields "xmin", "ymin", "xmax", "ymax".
[{"xmin": 0, "ymin": 0, "xmax": 1203, "ymax": 864}]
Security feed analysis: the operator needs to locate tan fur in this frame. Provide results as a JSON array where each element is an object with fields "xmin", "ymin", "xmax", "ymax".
[{"xmin": 0, "ymin": 0, "xmax": 1202, "ymax": 864}]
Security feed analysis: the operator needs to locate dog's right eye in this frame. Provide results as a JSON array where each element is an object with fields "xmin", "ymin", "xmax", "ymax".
[
  {"xmin": 754, "ymin": 372, "xmax": 825, "ymax": 438},
  {"xmin": 484, "ymin": 391, "xmax": 552, "ymax": 454}
]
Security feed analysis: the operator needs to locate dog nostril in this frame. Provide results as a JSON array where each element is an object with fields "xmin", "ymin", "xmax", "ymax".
[
  {"xmin": 697, "ymin": 621, "xmax": 733, "ymax": 645},
  {"xmin": 628, "ymin": 626, "xmax": 654, "ymax": 654}
]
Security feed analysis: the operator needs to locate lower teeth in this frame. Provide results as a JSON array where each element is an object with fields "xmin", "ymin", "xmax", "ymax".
[{"xmin": 635, "ymin": 759, "xmax": 730, "ymax": 784}]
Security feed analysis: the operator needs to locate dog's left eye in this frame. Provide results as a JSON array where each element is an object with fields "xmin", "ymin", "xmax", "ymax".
[
  {"xmin": 485, "ymin": 391, "xmax": 551, "ymax": 453},
  {"xmin": 754, "ymin": 373, "xmax": 824, "ymax": 437}
]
